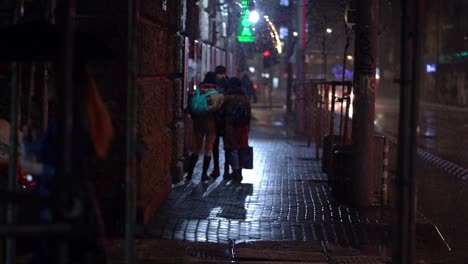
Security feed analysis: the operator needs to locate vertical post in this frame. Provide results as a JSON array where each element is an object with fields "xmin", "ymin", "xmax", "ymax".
[
  {"xmin": 295, "ymin": 0, "xmax": 306, "ymax": 132},
  {"xmin": 42, "ymin": 65, "xmax": 49, "ymax": 131},
  {"xmin": 343, "ymin": 83, "xmax": 351, "ymax": 144},
  {"xmin": 126, "ymin": 0, "xmax": 137, "ymax": 263},
  {"xmin": 340, "ymin": 30, "xmax": 351, "ymax": 144},
  {"xmin": 56, "ymin": 0, "xmax": 75, "ymax": 262},
  {"xmin": 322, "ymin": 34, "xmax": 327, "ymax": 80},
  {"xmin": 286, "ymin": 58, "xmax": 293, "ymax": 112},
  {"xmin": 6, "ymin": 62, "xmax": 19, "ymax": 264},
  {"xmin": 285, "ymin": 2, "xmax": 294, "ymax": 113},
  {"xmin": 329, "ymin": 83, "xmax": 336, "ymax": 137},
  {"xmin": 27, "ymin": 63, "xmax": 36, "ymax": 127},
  {"xmin": 296, "ymin": 0, "xmax": 306, "ymax": 83},
  {"xmin": 393, "ymin": 0, "xmax": 420, "ymax": 262},
  {"xmin": 350, "ymin": 0, "xmax": 378, "ymax": 207},
  {"xmin": 408, "ymin": 0, "xmax": 421, "ymax": 260}
]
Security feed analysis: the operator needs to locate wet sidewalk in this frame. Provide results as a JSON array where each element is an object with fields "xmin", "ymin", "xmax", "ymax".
[{"xmin": 105, "ymin": 108, "xmax": 389, "ymax": 263}]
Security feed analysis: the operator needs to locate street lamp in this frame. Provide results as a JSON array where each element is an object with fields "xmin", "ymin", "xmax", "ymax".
[
  {"xmin": 249, "ymin": 10, "xmax": 260, "ymax": 24},
  {"xmin": 323, "ymin": 28, "xmax": 333, "ymax": 80}
]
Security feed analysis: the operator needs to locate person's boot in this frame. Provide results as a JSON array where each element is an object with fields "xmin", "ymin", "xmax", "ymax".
[
  {"xmin": 201, "ymin": 155, "xmax": 211, "ymax": 181},
  {"xmin": 231, "ymin": 169, "xmax": 242, "ymax": 182},
  {"xmin": 209, "ymin": 165, "xmax": 220, "ymax": 178},
  {"xmin": 223, "ymin": 151, "xmax": 230, "ymax": 179},
  {"xmin": 185, "ymin": 154, "xmax": 198, "ymax": 180},
  {"xmin": 209, "ymin": 167, "xmax": 220, "ymax": 178},
  {"xmin": 210, "ymin": 139, "xmax": 220, "ymax": 178}
]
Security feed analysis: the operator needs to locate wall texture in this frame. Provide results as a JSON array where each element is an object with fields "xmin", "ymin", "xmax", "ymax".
[{"xmin": 136, "ymin": 0, "xmax": 181, "ymax": 223}]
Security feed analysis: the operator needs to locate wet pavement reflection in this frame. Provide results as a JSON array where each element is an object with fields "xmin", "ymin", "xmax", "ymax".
[
  {"xmin": 375, "ymin": 98, "xmax": 468, "ymax": 167},
  {"xmin": 147, "ymin": 108, "xmax": 385, "ymax": 251}
]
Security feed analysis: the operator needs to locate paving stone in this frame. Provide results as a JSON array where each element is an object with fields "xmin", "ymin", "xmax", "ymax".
[{"xmin": 141, "ymin": 109, "xmax": 388, "ymax": 263}]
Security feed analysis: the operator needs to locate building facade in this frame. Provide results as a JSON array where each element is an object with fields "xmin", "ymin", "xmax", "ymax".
[{"xmin": 0, "ymin": 0, "xmax": 240, "ymax": 233}]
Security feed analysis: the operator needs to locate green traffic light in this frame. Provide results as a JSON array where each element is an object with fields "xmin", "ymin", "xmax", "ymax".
[{"xmin": 241, "ymin": 18, "xmax": 252, "ymax": 27}]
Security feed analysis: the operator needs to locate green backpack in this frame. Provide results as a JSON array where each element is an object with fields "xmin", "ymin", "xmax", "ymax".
[{"xmin": 190, "ymin": 89, "xmax": 218, "ymax": 114}]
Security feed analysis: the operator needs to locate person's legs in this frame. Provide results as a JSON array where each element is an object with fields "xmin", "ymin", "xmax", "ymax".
[
  {"xmin": 201, "ymin": 130, "xmax": 217, "ymax": 181},
  {"xmin": 229, "ymin": 149, "xmax": 239, "ymax": 170},
  {"xmin": 223, "ymin": 149, "xmax": 230, "ymax": 177},
  {"xmin": 186, "ymin": 153, "xmax": 198, "ymax": 180},
  {"xmin": 187, "ymin": 129, "xmax": 203, "ymax": 180},
  {"xmin": 210, "ymin": 136, "xmax": 220, "ymax": 178},
  {"xmin": 228, "ymin": 149, "xmax": 242, "ymax": 182}
]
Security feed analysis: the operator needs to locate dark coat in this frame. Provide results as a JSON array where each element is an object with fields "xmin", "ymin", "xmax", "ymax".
[{"xmin": 222, "ymin": 87, "xmax": 251, "ymax": 150}]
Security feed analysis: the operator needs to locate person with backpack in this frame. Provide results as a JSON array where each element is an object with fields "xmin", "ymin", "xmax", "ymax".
[
  {"xmin": 209, "ymin": 65, "xmax": 230, "ymax": 179},
  {"xmin": 186, "ymin": 72, "xmax": 224, "ymax": 181},
  {"xmin": 222, "ymin": 77, "xmax": 251, "ymax": 182}
]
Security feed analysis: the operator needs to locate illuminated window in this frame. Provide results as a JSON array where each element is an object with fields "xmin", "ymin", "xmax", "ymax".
[
  {"xmin": 426, "ymin": 64, "xmax": 436, "ymax": 73},
  {"xmin": 280, "ymin": 0, "xmax": 289, "ymax": 6},
  {"xmin": 279, "ymin": 27, "xmax": 288, "ymax": 39}
]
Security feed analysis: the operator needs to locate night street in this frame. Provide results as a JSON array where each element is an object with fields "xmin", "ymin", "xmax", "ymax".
[{"xmin": 0, "ymin": 0, "xmax": 467, "ymax": 263}]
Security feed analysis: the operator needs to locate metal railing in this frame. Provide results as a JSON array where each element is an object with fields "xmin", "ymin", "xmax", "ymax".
[{"xmin": 296, "ymin": 80, "xmax": 353, "ymax": 161}]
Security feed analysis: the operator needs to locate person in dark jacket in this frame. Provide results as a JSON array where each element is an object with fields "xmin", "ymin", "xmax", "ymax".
[
  {"xmin": 222, "ymin": 77, "xmax": 251, "ymax": 182},
  {"xmin": 210, "ymin": 65, "xmax": 230, "ymax": 178}
]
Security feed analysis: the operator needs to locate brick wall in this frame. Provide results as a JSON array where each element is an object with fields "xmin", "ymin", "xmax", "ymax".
[{"xmin": 135, "ymin": 0, "xmax": 181, "ymax": 223}]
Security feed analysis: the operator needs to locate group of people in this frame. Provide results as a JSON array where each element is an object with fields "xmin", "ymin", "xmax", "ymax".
[{"xmin": 186, "ymin": 65, "xmax": 252, "ymax": 183}]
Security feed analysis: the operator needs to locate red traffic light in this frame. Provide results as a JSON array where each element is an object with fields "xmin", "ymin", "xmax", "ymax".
[
  {"xmin": 253, "ymin": 84, "xmax": 258, "ymax": 89},
  {"xmin": 262, "ymin": 50, "xmax": 271, "ymax": 57}
]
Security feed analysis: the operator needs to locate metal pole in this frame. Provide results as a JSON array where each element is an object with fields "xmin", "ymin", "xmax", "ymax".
[
  {"xmin": 393, "ymin": 0, "xmax": 420, "ymax": 262},
  {"xmin": 350, "ymin": 0, "xmax": 378, "ymax": 207},
  {"xmin": 27, "ymin": 63, "xmax": 36, "ymax": 127},
  {"xmin": 343, "ymin": 83, "xmax": 351, "ymax": 144},
  {"xmin": 286, "ymin": 59, "xmax": 293, "ymax": 112},
  {"xmin": 285, "ymin": 3, "xmax": 295, "ymax": 113},
  {"xmin": 42, "ymin": 65, "xmax": 49, "ymax": 130},
  {"xmin": 56, "ymin": 0, "xmax": 76, "ymax": 262},
  {"xmin": 56, "ymin": 0, "xmax": 75, "ymax": 189},
  {"xmin": 6, "ymin": 62, "xmax": 19, "ymax": 264},
  {"xmin": 4, "ymin": 4, "xmax": 23, "ymax": 262},
  {"xmin": 408, "ymin": 0, "xmax": 421, "ymax": 260},
  {"xmin": 323, "ymin": 35, "xmax": 327, "ymax": 80},
  {"xmin": 394, "ymin": 0, "xmax": 409, "ymax": 261},
  {"xmin": 300, "ymin": 0, "xmax": 306, "ymax": 78},
  {"xmin": 340, "ymin": 28, "xmax": 351, "ymax": 144},
  {"xmin": 125, "ymin": 0, "xmax": 137, "ymax": 263},
  {"xmin": 295, "ymin": 0, "xmax": 306, "ymax": 133}
]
